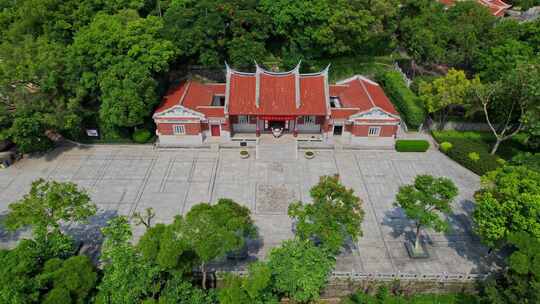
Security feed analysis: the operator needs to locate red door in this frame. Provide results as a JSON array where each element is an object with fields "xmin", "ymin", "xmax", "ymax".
[{"xmin": 210, "ymin": 125, "xmax": 220, "ymax": 136}]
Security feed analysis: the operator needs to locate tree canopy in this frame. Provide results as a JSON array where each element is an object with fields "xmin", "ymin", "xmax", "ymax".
[
  {"xmin": 473, "ymin": 165, "xmax": 540, "ymax": 248},
  {"xmin": 395, "ymin": 175, "xmax": 458, "ymax": 253},
  {"xmin": 288, "ymin": 175, "xmax": 364, "ymax": 254}
]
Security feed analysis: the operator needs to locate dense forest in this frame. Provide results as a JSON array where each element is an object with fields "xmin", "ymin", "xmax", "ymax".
[{"xmin": 0, "ymin": 0, "xmax": 539, "ymax": 152}]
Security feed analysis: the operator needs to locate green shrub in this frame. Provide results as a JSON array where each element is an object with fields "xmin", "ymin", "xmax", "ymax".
[
  {"xmin": 377, "ymin": 71, "xmax": 426, "ymax": 129},
  {"xmin": 432, "ymin": 131, "xmax": 501, "ymax": 175},
  {"xmin": 440, "ymin": 141, "xmax": 453, "ymax": 152},
  {"xmin": 468, "ymin": 152, "xmax": 480, "ymax": 162},
  {"xmin": 132, "ymin": 129, "xmax": 153, "ymax": 144},
  {"xmin": 395, "ymin": 140, "xmax": 430, "ymax": 152}
]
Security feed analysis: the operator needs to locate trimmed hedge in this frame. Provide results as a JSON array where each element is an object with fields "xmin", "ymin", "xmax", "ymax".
[
  {"xmin": 377, "ymin": 71, "xmax": 426, "ymax": 129},
  {"xmin": 395, "ymin": 139, "xmax": 430, "ymax": 152},
  {"xmin": 432, "ymin": 131, "xmax": 501, "ymax": 175}
]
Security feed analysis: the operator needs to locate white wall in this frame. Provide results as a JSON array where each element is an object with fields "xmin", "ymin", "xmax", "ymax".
[{"xmin": 158, "ymin": 134, "xmax": 203, "ymax": 146}]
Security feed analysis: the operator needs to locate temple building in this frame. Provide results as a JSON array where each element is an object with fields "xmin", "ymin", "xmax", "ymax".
[
  {"xmin": 153, "ymin": 63, "xmax": 401, "ymax": 146},
  {"xmin": 439, "ymin": 0, "xmax": 511, "ymax": 16}
]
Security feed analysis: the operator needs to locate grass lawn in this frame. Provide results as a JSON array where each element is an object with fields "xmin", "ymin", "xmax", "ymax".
[
  {"xmin": 432, "ymin": 130, "xmax": 531, "ymax": 175},
  {"xmin": 308, "ymin": 54, "xmax": 399, "ymax": 83}
]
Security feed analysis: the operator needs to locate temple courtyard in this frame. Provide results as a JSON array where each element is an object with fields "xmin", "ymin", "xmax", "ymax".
[{"xmin": 0, "ymin": 144, "xmax": 495, "ymax": 278}]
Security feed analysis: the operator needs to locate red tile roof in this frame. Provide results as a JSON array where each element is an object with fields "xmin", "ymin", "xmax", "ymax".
[
  {"xmin": 154, "ymin": 81, "xmax": 189, "ymax": 114},
  {"xmin": 154, "ymin": 66, "xmax": 399, "ymax": 122},
  {"xmin": 227, "ymin": 72, "xmax": 327, "ymax": 116},
  {"xmin": 439, "ymin": 0, "xmax": 511, "ymax": 16},
  {"xmin": 331, "ymin": 76, "xmax": 399, "ymax": 116}
]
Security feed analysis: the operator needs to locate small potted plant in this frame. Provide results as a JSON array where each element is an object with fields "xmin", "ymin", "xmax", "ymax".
[
  {"xmin": 240, "ymin": 149, "xmax": 249, "ymax": 159},
  {"xmin": 304, "ymin": 150, "xmax": 315, "ymax": 159}
]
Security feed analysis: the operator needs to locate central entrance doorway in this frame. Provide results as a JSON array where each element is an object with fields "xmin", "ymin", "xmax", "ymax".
[
  {"xmin": 261, "ymin": 115, "xmax": 296, "ymax": 133},
  {"xmin": 268, "ymin": 120, "xmax": 286, "ymax": 130}
]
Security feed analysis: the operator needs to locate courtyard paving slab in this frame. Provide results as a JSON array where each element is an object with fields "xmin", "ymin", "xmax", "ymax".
[{"xmin": 0, "ymin": 145, "xmax": 495, "ymax": 276}]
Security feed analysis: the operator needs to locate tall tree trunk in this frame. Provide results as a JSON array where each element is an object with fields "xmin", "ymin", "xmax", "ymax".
[
  {"xmin": 414, "ymin": 224, "xmax": 422, "ymax": 253},
  {"xmin": 490, "ymin": 138, "xmax": 502, "ymax": 155},
  {"xmin": 201, "ymin": 262, "xmax": 207, "ymax": 289}
]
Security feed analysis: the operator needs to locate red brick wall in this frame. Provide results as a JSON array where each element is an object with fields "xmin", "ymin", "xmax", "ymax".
[
  {"xmin": 350, "ymin": 125, "xmax": 397, "ymax": 137},
  {"xmin": 156, "ymin": 122, "xmax": 201, "ymax": 135}
]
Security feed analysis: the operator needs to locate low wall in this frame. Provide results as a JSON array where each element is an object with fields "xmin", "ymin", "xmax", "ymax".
[
  {"xmin": 428, "ymin": 121, "xmax": 494, "ymax": 132},
  {"xmin": 321, "ymin": 277, "xmax": 478, "ymax": 298},
  {"xmin": 216, "ymin": 271, "xmax": 484, "ymax": 298}
]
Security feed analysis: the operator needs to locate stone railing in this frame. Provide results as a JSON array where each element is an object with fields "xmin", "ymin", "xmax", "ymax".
[{"xmin": 216, "ymin": 270, "xmax": 488, "ymax": 283}]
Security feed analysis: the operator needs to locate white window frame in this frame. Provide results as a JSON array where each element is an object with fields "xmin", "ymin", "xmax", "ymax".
[
  {"xmin": 304, "ymin": 115, "xmax": 316, "ymax": 125},
  {"xmin": 368, "ymin": 126, "xmax": 381, "ymax": 137},
  {"xmin": 173, "ymin": 125, "xmax": 185, "ymax": 135},
  {"xmin": 238, "ymin": 115, "xmax": 249, "ymax": 124}
]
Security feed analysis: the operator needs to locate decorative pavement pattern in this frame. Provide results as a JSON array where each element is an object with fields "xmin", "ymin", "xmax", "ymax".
[{"xmin": 0, "ymin": 145, "xmax": 495, "ymax": 276}]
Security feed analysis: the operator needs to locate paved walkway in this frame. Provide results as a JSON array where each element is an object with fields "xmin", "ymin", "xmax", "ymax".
[{"xmin": 0, "ymin": 145, "xmax": 495, "ymax": 275}]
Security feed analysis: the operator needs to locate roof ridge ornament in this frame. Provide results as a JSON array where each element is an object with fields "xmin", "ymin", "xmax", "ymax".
[
  {"xmin": 294, "ymin": 61, "xmax": 301, "ymax": 109},
  {"xmin": 255, "ymin": 60, "xmax": 262, "ymax": 108}
]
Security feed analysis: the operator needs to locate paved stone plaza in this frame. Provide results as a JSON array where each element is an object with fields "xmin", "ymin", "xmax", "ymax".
[{"xmin": 0, "ymin": 145, "xmax": 495, "ymax": 276}]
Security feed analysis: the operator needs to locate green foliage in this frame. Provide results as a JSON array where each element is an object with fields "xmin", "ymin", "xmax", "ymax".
[
  {"xmin": 0, "ymin": 240, "xmax": 43, "ymax": 303},
  {"xmin": 219, "ymin": 262, "xmax": 278, "ymax": 304},
  {"xmin": 137, "ymin": 218, "xmax": 196, "ymax": 273},
  {"xmin": 8, "ymin": 115, "xmax": 54, "ymax": 153},
  {"xmin": 419, "ymin": 69, "xmax": 476, "ymax": 114},
  {"xmin": 5, "ymin": 179, "xmax": 96, "ymax": 248},
  {"xmin": 39, "ymin": 255, "xmax": 98, "ymax": 304},
  {"xmin": 96, "ymin": 216, "xmax": 161, "ymax": 304},
  {"xmin": 344, "ymin": 288, "xmax": 479, "ymax": 304},
  {"xmin": 476, "ymin": 39, "xmax": 534, "ymax": 82},
  {"xmin": 288, "ymin": 175, "xmax": 364, "ymax": 254},
  {"xmin": 473, "ymin": 166, "xmax": 540, "ymax": 248},
  {"xmin": 378, "ymin": 72, "xmax": 426, "ymax": 129},
  {"xmin": 268, "ymin": 239, "xmax": 335, "ymax": 303},
  {"xmin": 259, "ymin": 0, "xmax": 399, "ymax": 62},
  {"xmin": 468, "ymin": 152, "xmax": 480, "ymax": 162},
  {"xmin": 399, "ymin": 0, "xmax": 496, "ymax": 67},
  {"xmin": 68, "ymin": 10, "xmax": 175, "ymax": 130},
  {"xmin": 395, "ymin": 175, "xmax": 458, "ymax": 251},
  {"xmin": 480, "ymin": 232, "xmax": 540, "ymax": 304},
  {"xmin": 183, "ymin": 199, "xmax": 256, "ymax": 288},
  {"xmin": 158, "ymin": 275, "xmax": 216, "ymax": 304},
  {"xmin": 440, "ymin": 141, "xmax": 453, "ymax": 152},
  {"xmin": 132, "ymin": 129, "xmax": 153, "ymax": 144},
  {"xmin": 432, "ymin": 131, "xmax": 505, "ymax": 175},
  {"xmin": 395, "ymin": 140, "xmax": 430, "ymax": 152},
  {"xmin": 510, "ymin": 152, "xmax": 540, "ymax": 173}
]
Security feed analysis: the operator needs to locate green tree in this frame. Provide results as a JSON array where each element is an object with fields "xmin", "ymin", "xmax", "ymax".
[
  {"xmin": 39, "ymin": 255, "xmax": 98, "ymax": 304},
  {"xmin": 399, "ymin": 0, "xmax": 495, "ymax": 67},
  {"xmin": 288, "ymin": 175, "xmax": 364, "ymax": 254},
  {"xmin": 96, "ymin": 216, "xmax": 161, "ymax": 304},
  {"xmin": 0, "ymin": 240, "xmax": 43, "ymax": 303},
  {"xmin": 470, "ymin": 63, "xmax": 539, "ymax": 155},
  {"xmin": 5, "ymin": 179, "xmax": 96, "ymax": 245},
  {"xmin": 158, "ymin": 275, "xmax": 216, "ymax": 304},
  {"xmin": 394, "ymin": 175, "xmax": 458, "ymax": 255},
  {"xmin": 219, "ymin": 262, "xmax": 277, "ymax": 304},
  {"xmin": 68, "ymin": 10, "xmax": 174, "ymax": 133},
  {"xmin": 476, "ymin": 39, "xmax": 533, "ymax": 82},
  {"xmin": 268, "ymin": 239, "xmax": 335, "ymax": 303},
  {"xmin": 481, "ymin": 232, "xmax": 540, "ymax": 304},
  {"xmin": 183, "ymin": 199, "xmax": 255, "ymax": 289},
  {"xmin": 162, "ymin": 0, "xmax": 271, "ymax": 67},
  {"xmin": 137, "ymin": 218, "xmax": 197, "ymax": 274},
  {"xmin": 260, "ymin": 0, "xmax": 398, "ymax": 62},
  {"xmin": 418, "ymin": 69, "xmax": 478, "ymax": 129},
  {"xmin": 473, "ymin": 165, "xmax": 540, "ymax": 248}
]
